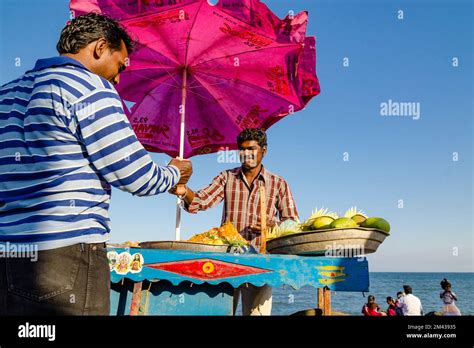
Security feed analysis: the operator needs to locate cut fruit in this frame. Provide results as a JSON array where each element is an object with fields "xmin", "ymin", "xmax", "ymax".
[
  {"xmin": 344, "ymin": 206, "xmax": 367, "ymax": 224},
  {"xmin": 351, "ymin": 214, "xmax": 367, "ymax": 224}
]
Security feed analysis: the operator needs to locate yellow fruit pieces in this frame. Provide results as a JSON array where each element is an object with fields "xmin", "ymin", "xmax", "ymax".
[{"xmin": 188, "ymin": 222, "xmax": 248, "ymax": 246}]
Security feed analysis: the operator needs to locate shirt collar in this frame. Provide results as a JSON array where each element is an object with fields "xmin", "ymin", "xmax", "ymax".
[
  {"xmin": 28, "ymin": 56, "xmax": 89, "ymax": 73},
  {"xmin": 235, "ymin": 165, "xmax": 268, "ymax": 183}
]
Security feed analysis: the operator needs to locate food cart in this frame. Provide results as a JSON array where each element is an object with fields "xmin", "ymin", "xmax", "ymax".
[{"xmin": 107, "ymin": 244, "xmax": 370, "ymax": 316}]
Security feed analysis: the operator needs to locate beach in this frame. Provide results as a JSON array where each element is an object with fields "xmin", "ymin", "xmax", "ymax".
[{"xmin": 269, "ymin": 272, "xmax": 473, "ymax": 316}]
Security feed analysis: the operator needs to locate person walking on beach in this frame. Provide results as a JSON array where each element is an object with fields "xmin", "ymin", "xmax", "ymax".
[
  {"xmin": 397, "ymin": 285, "xmax": 423, "ymax": 316},
  {"xmin": 170, "ymin": 128, "xmax": 299, "ymax": 316},
  {"xmin": 440, "ymin": 279, "xmax": 461, "ymax": 316},
  {"xmin": 0, "ymin": 13, "xmax": 192, "ymax": 315}
]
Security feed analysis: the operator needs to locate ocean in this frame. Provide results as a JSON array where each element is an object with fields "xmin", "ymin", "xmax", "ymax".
[{"xmin": 270, "ymin": 273, "xmax": 473, "ymax": 316}]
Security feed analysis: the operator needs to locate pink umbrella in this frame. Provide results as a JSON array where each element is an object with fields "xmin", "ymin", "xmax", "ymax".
[{"xmin": 70, "ymin": 0, "xmax": 320, "ymax": 239}]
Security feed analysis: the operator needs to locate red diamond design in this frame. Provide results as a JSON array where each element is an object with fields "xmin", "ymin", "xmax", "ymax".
[{"xmin": 144, "ymin": 258, "xmax": 270, "ymax": 280}]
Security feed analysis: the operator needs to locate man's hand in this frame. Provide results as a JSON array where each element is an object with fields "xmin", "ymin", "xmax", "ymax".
[
  {"xmin": 169, "ymin": 184, "xmax": 187, "ymax": 196},
  {"xmin": 169, "ymin": 157, "xmax": 192, "ymax": 185},
  {"xmin": 249, "ymin": 221, "xmax": 276, "ymax": 234}
]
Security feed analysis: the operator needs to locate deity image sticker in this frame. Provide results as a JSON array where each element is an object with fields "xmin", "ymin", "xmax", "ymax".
[
  {"xmin": 115, "ymin": 252, "xmax": 132, "ymax": 275},
  {"xmin": 130, "ymin": 253, "xmax": 144, "ymax": 274},
  {"xmin": 107, "ymin": 251, "xmax": 119, "ymax": 272}
]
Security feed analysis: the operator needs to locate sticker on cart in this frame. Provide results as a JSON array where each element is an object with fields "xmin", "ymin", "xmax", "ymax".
[
  {"xmin": 107, "ymin": 251, "xmax": 119, "ymax": 272},
  {"xmin": 130, "ymin": 253, "xmax": 144, "ymax": 273},
  {"xmin": 115, "ymin": 252, "xmax": 132, "ymax": 274}
]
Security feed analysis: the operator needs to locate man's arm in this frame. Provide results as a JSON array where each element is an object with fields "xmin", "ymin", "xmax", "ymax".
[
  {"xmin": 72, "ymin": 88, "xmax": 191, "ymax": 195},
  {"xmin": 171, "ymin": 171, "xmax": 227, "ymax": 213},
  {"xmin": 277, "ymin": 179, "xmax": 299, "ymax": 222}
]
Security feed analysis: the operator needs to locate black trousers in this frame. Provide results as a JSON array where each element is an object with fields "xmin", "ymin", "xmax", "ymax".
[{"xmin": 0, "ymin": 243, "xmax": 110, "ymax": 315}]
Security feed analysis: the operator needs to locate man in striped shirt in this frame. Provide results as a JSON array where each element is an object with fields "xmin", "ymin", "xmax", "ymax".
[
  {"xmin": 0, "ymin": 13, "xmax": 192, "ymax": 315},
  {"xmin": 172, "ymin": 128, "xmax": 299, "ymax": 315}
]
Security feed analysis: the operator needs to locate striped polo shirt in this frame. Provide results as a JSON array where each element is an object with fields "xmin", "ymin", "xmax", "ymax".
[{"xmin": 0, "ymin": 56, "xmax": 180, "ymax": 250}]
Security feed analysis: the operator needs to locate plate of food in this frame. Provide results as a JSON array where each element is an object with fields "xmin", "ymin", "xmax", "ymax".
[{"xmin": 140, "ymin": 222, "xmax": 250, "ymax": 253}]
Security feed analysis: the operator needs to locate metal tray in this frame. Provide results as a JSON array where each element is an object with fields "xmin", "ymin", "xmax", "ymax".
[
  {"xmin": 139, "ymin": 241, "xmax": 230, "ymax": 253},
  {"xmin": 266, "ymin": 227, "xmax": 389, "ymax": 256}
]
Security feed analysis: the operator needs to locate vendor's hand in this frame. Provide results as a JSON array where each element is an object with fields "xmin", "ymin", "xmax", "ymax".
[
  {"xmin": 249, "ymin": 222, "xmax": 276, "ymax": 234},
  {"xmin": 168, "ymin": 184, "xmax": 187, "ymax": 196},
  {"xmin": 169, "ymin": 157, "xmax": 193, "ymax": 185}
]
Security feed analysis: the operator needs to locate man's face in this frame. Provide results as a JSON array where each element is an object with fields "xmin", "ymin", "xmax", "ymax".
[
  {"xmin": 91, "ymin": 39, "xmax": 128, "ymax": 85},
  {"xmin": 238, "ymin": 140, "xmax": 266, "ymax": 170}
]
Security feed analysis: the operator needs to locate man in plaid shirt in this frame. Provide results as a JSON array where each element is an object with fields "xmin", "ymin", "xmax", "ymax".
[{"xmin": 171, "ymin": 128, "xmax": 299, "ymax": 315}]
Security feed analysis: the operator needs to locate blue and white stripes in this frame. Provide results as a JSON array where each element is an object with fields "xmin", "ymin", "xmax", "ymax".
[{"xmin": 0, "ymin": 57, "xmax": 179, "ymax": 250}]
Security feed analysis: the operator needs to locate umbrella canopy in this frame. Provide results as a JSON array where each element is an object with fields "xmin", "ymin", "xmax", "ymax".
[{"xmin": 70, "ymin": 0, "xmax": 320, "ymax": 158}]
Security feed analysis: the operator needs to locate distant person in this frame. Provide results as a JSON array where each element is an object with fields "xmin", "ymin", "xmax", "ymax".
[
  {"xmin": 395, "ymin": 291, "xmax": 405, "ymax": 316},
  {"xmin": 397, "ymin": 285, "xmax": 423, "ymax": 316},
  {"xmin": 366, "ymin": 302, "xmax": 387, "ymax": 316},
  {"xmin": 440, "ymin": 279, "xmax": 461, "ymax": 316},
  {"xmin": 386, "ymin": 297, "xmax": 397, "ymax": 316},
  {"xmin": 361, "ymin": 295, "xmax": 380, "ymax": 316}
]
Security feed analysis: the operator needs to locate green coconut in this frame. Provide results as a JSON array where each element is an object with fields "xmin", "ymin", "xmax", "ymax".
[
  {"xmin": 361, "ymin": 217, "xmax": 390, "ymax": 233},
  {"xmin": 329, "ymin": 217, "xmax": 359, "ymax": 229},
  {"xmin": 311, "ymin": 216, "xmax": 335, "ymax": 230}
]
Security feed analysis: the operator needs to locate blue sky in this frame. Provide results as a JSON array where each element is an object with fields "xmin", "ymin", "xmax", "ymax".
[{"xmin": 0, "ymin": 0, "xmax": 472, "ymax": 271}]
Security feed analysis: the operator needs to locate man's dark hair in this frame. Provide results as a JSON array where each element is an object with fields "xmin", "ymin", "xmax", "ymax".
[
  {"xmin": 237, "ymin": 128, "xmax": 267, "ymax": 148},
  {"xmin": 367, "ymin": 295, "xmax": 375, "ymax": 302},
  {"xmin": 403, "ymin": 285, "xmax": 413, "ymax": 294},
  {"xmin": 440, "ymin": 278, "xmax": 451, "ymax": 290},
  {"xmin": 57, "ymin": 13, "xmax": 134, "ymax": 54}
]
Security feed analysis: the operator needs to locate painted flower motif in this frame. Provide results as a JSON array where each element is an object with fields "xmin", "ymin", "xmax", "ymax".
[{"xmin": 202, "ymin": 261, "xmax": 215, "ymax": 274}]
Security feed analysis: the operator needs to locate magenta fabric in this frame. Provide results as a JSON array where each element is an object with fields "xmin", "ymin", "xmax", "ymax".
[{"xmin": 70, "ymin": 0, "xmax": 320, "ymax": 157}]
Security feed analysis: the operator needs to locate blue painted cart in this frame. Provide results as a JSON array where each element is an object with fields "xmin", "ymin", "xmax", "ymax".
[{"xmin": 107, "ymin": 247, "xmax": 369, "ymax": 315}]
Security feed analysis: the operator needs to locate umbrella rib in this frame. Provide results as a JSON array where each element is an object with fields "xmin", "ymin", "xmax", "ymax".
[
  {"xmin": 187, "ymin": 81, "xmax": 229, "ymax": 90},
  {"xmin": 185, "ymin": 76, "xmax": 242, "ymax": 134},
  {"xmin": 142, "ymin": 47, "xmax": 183, "ymax": 87},
  {"xmin": 184, "ymin": 87, "xmax": 217, "ymax": 103},
  {"xmin": 183, "ymin": 0, "xmax": 205, "ymax": 69},
  {"xmin": 126, "ymin": 71, "xmax": 181, "ymax": 90},
  {"xmin": 126, "ymin": 73, "xmax": 176, "ymax": 109}
]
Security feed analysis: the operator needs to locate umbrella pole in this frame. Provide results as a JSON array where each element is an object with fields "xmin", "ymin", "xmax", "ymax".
[{"xmin": 175, "ymin": 67, "xmax": 188, "ymax": 241}]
